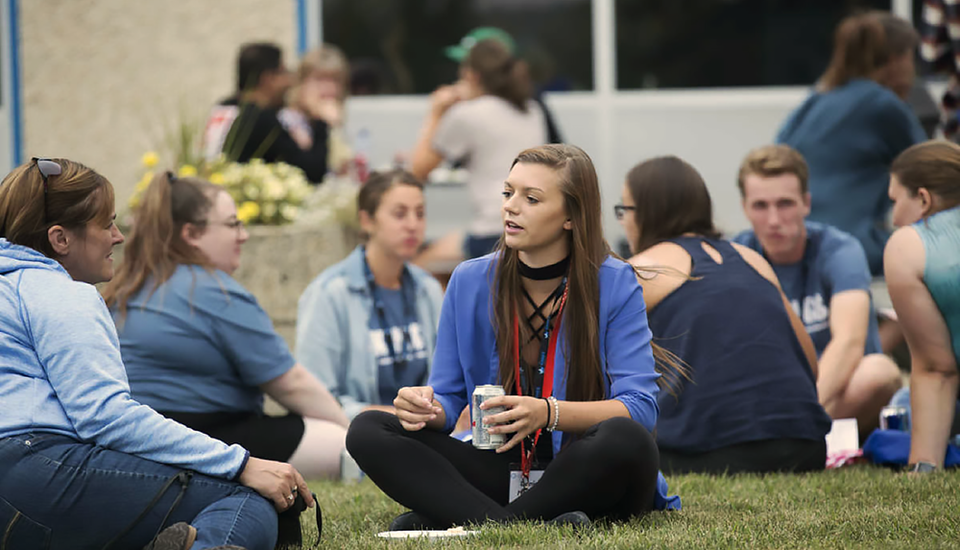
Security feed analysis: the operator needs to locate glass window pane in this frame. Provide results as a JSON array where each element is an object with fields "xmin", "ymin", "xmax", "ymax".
[
  {"xmin": 321, "ymin": 0, "xmax": 593, "ymax": 95},
  {"xmin": 616, "ymin": 0, "xmax": 892, "ymax": 90}
]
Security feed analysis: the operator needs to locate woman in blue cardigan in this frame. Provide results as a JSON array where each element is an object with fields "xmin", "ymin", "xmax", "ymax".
[{"xmin": 346, "ymin": 144, "xmax": 680, "ymax": 531}]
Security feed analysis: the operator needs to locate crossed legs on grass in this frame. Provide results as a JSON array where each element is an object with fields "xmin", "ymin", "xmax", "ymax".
[
  {"xmin": 346, "ymin": 411, "xmax": 660, "ymax": 527},
  {"xmin": 0, "ymin": 433, "xmax": 277, "ymax": 550}
]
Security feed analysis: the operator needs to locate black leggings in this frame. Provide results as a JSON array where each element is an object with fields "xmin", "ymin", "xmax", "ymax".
[
  {"xmin": 346, "ymin": 411, "xmax": 660, "ymax": 526},
  {"xmin": 161, "ymin": 410, "xmax": 305, "ymax": 462},
  {"xmin": 659, "ymin": 438, "xmax": 826, "ymax": 476}
]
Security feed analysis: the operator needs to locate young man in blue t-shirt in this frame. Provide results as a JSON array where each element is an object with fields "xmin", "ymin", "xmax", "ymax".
[{"xmin": 732, "ymin": 145, "xmax": 902, "ymax": 436}]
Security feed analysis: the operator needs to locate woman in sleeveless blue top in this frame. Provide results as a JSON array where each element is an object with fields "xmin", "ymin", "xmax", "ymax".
[
  {"xmin": 616, "ymin": 156, "xmax": 832, "ymax": 474},
  {"xmin": 886, "ymin": 141, "xmax": 960, "ymax": 470}
]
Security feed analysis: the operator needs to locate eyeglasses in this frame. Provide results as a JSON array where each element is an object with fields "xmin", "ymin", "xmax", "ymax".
[
  {"xmin": 613, "ymin": 204, "xmax": 636, "ymax": 220},
  {"xmin": 210, "ymin": 218, "xmax": 245, "ymax": 234}
]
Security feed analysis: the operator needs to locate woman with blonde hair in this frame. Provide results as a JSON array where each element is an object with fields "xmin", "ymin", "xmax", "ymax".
[
  {"xmin": 347, "ymin": 144, "xmax": 680, "ymax": 532},
  {"xmin": 885, "ymin": 140, "xmax": 960, "ymax": 472},
  {"xmin": 0, "ymin": 158, "xmax": 310, "ymax": 549},
  {"xmin": 280, "ymin": 44, "xmax": 355, "ymax": 176},
  {"xmin": 103, "ymin": 171, "xmax": 349, "ymax": 481}
]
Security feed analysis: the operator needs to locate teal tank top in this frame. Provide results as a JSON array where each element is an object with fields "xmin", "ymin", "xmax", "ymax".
[{"xmin": 914, "ymin": 206, "xmax": 960, "ymax": 366}]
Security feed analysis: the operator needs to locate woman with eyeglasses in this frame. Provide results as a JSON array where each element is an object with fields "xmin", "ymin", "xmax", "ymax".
[
  {"xmin": 617, "ymin": 156, "xmax": 832, "ymax": 475},
  {"xmin": 0, "ymin": 159, "xmax": 311, "ymax": 549},
  {"xmin": 103, "ymin": 171, "xmax": 350, "ymax": 482},
  {"xmin": 296, "ymin": 170, "xmax": 443, "ymax": 422}
]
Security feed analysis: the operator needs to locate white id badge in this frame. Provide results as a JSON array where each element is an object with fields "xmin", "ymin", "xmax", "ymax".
[{"xmin": 508, "ymin": 464, "xmax": 545, "ymax": 503}]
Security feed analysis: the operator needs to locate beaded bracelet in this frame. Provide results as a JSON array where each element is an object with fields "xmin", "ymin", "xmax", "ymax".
[{"xmin": 546, "ymin": 396, "xmax": 560, "ymax": 432}]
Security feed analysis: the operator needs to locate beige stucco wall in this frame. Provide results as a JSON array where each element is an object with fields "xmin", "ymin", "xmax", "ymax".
[{"xmin": 19, "ymin": 0, "xmax": 296, "ymax": 213}]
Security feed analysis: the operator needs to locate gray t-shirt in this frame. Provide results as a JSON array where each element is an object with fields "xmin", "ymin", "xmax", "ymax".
[{"xmin": 433, "ymin": 96, "xmax": 547, "ymax": 236}]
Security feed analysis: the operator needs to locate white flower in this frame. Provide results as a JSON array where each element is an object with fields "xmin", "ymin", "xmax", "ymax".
[
  {"xmin": 262, "ymin": 202, "xmax": 277, "ymax": 218},
  {"xmin": 280, "ymin": 204, "xmax": 300, "ymax": 221}
]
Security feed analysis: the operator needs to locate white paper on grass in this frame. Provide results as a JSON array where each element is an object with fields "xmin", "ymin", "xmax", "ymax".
[
  {"xmin": 376, "ymin": 529, "xmax": 478, "ymax": 539},
  {"xmin": 825, "ymin": 418, "xmax": 860, "ymax": 454}
]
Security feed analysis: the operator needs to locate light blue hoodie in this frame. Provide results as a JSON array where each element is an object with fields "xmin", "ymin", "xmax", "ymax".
[{"xmin": 0, "ymin": 239, "xmax": 249, "ymax": 479}]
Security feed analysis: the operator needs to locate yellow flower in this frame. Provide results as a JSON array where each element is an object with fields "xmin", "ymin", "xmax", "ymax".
[
  {"xmin": 208, "ymin": 172, "xmax": 225, "ymax": 186},
  {"xmin": 178, "ymin": 165, "xmax": 198, "ymax": 177},
  {"xmin": 141, "ymin": 151, "xmax": 159, "ymax": 169},
  {"xmin": 236, "ymin": 201, "xmax": 260, "ymax": 224}
]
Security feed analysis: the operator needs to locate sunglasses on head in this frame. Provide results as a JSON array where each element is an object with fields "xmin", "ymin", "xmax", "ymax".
[
  {"xmin": 32, "ymin": 157, "xmax": 62, "ymax": 196},
  {"xmin": 32, "ymin": 158, "xmax": 61, "ymax": 224}
]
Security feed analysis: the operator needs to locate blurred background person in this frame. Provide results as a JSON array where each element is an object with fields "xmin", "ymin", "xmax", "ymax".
[
  {"xmin": 884, "ymin": 141, "xmax": 960, "ymax": 471},
  {"xmin": 442, "ymin": 27, "xmax": 563, "ymax": 144},
  {"xmin": 104, "ymin": 171, "xmax": 349, "ymax": 480},
  {"xmin": 279, "ymin": 44, "xmax": 356, "ymax": 177},
  {"xmin": 619, "ymin": 156, "xmax": 831, "ymax": 475},
  {"xmin": 410, "ymin": 38, "xmax": 547, "ymax": 266},
  {"xmin": 777, "ymin": 11, "xmax": 926, "ymax": 278},
  {"xmin": 297, "ymin": 169, "xmax": 443, "ymax": 421},
  {"xmin": 202, "ymin": 42, "xmax": 334, "ymax": 183}
]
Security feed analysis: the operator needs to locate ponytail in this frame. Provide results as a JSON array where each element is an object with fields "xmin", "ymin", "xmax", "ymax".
[
  {"xmin": 464, "ymin": 39, "xmax": 532, "ymax": 112},
  {"xmin": 102, "ymin": 171, "xmax": 220, "ymax": 320}
]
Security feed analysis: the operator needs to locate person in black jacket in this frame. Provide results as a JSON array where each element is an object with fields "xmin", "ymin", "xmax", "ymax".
[{"xmin": 219, "ymin": 43, "xmax": 332, "ymax": 183}]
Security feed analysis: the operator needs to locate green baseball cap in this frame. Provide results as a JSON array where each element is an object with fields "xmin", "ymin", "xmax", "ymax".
[{"xmin": 444, "ymin": 27, "xmax": 516, "ymax": 62}]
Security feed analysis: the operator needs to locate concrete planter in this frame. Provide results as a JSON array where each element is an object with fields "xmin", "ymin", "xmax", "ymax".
[{"xmin": 232, "ymin": 223, "xmax": 360, "ymax": 348}]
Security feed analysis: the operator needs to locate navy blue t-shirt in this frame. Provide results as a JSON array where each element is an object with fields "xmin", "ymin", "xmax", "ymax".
[
  {"xmin": 734, "ymin": 221, "xmax": 882, "ymax": 357},
  {"xmin": 368, "ymin": 284, "xmax": 430, "ymax": 405}
]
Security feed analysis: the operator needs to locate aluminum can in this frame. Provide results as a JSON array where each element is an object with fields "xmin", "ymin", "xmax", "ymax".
[
  {"xmin": 879, "ymin": 406, "xmax": 910, "ymax": 432},
  {"xmin": 472, "ymin": 385, "xmax": 506, "ymax": 450}
]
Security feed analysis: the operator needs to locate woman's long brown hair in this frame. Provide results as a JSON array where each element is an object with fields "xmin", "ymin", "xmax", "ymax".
[
  {"xmin": 493, "ymin": 144, "xmax": 683, "ymax": 402},
  {"xmin": 817, "ymin": 11, "xmax": 917, "ymax": 93},
  {"xmin": 102, "ymin": 171, "xmax": 221, "ymax": 320}
]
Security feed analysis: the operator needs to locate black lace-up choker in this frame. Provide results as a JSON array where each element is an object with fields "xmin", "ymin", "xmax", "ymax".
[{"xmin": 518, "ymin": 255, "xmax": 571, "ymax": 281}]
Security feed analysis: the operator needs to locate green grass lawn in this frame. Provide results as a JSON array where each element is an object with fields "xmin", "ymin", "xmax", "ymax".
[{"xmin": 297, "ymin": 467, "xmax": 960, "ymax": 549}]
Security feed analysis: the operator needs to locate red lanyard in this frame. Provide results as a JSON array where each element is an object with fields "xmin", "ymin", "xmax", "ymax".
[{"xmin": 513, "ymin": 286, "xmax": 568, "ymax": 478}]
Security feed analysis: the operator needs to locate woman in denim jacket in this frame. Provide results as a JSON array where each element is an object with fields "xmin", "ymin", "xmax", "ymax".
[{"xmin": 297, "ymin": 169, "xmax": 443, "ymax": 421}]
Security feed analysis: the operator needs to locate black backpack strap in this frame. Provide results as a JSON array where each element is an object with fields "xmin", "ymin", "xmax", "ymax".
[{"xmin": 274, "ymin": 492, "xmax": 323, "ymax": 549}]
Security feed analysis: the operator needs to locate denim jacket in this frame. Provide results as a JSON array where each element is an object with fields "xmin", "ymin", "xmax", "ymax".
[{"xmin": 296, "ymin": 246, "xmax": 444, "ymax": 420}]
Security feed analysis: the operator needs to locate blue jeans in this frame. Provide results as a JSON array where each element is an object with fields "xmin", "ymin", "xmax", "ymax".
[{"xmin": 0, "ymin": 433, "xmax": 277, "ymax": 550}]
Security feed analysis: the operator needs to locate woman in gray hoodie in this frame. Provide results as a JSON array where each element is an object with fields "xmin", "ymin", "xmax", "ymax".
[{"xmin": 0, "ymin": 158, "xmax": 309, "ymax": 549}]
